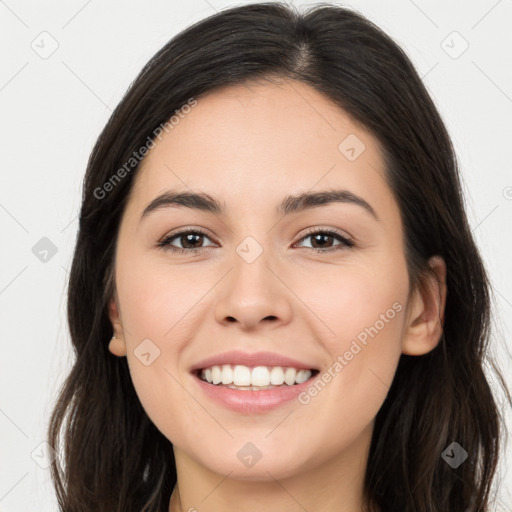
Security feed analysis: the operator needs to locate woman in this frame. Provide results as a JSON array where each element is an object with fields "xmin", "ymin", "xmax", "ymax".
[{"xmin": 48, "ymin": 2, "xmax": 510, "ymax": 511}]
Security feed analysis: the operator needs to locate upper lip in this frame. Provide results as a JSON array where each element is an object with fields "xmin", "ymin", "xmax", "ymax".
[{"xmin": 190, "ymin": 350, "xmax": 319, "ymax": 372}]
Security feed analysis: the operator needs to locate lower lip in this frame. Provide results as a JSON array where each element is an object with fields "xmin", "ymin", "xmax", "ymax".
[{"xmin": 192, "ymin": 371, "xmax": 320, "ymax": 413}]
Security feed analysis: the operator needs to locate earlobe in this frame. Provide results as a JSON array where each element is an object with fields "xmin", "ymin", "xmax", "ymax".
[
  {"xmin": 402, "ymin": 255, "xmax": 447, "ymax": 356},
  {"xmin": 107, "ymin": 296, "xmax": 127, "ymax": 357},
  {"xmin": 109, "ymin": 334, "xmax": 127, "ymax": 357}
]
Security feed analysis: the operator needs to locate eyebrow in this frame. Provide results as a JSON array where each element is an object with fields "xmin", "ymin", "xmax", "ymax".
[{"xmin": 140, "ymin": 189, "xmax": 378, "ymax": 221}]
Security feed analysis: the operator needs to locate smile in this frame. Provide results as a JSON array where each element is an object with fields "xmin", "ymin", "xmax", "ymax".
[
  {"xmin": 196, "ymin": 364, "xmax": 319, "ymax": 389},
  {"xmin": 192, "ymin": 365, "xmax": 321, "ymax": 413}
]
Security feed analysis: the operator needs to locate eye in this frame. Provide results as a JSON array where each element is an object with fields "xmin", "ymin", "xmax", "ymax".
[
  {"xmin": 157, "ymin": 227, "xmax": 355, "ymax": 255},
  {"xmin": 293, "ymin": 228, "xmax": 355, "ymax": 253},
  {"xmin": 157, "ymin": 228, "xmax": 216, "ymax": 254}
]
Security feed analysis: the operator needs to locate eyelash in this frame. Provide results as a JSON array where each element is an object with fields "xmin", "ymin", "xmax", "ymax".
[{"xmin": 156, "ymin": 227, "xmax": 355, "ymax": 255}]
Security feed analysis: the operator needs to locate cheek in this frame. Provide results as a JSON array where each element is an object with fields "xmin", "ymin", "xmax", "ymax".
[
  {"xmin": 296, "ymin": 258, "xmax": 407, "ymax": 344},
  {"xmin": 296, "ymin": 259, "xmax": 407, "ymax": 415},
  {"xmin": 115, "ymin": 257, "xmax": 209, "ymax": 340},
  {"xmin": 114, "ymin": 258, "xmax": 210, "ymax": 435}
]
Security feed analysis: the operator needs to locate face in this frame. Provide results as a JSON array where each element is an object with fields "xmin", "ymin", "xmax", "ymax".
[{"xmin": 108, "ymin": 79, "xmax": 419, "ymax": 481}]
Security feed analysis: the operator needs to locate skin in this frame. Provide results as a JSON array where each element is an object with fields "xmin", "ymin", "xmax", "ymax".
[{"xmin": 107, "ymin": 78, "xmax": 447, "ymax": 512}]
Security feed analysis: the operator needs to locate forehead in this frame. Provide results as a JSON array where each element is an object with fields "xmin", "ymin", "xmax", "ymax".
[{"xmin": 126, "ymin": 79, "xmax": 397, "ymax": 225}]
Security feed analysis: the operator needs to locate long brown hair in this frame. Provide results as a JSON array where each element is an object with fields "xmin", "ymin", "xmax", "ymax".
[{"xmin": 48, "ymin": 3, "xmax": 510, "ymax": 510}]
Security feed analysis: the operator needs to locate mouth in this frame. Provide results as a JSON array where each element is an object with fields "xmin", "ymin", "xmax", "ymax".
[{"xmin": 192, "ymin": 365, "xmax": 320, "ymax": 391}]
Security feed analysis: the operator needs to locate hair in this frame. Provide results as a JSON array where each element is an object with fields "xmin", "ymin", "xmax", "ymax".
[{"xmin": 48, "ymin": 2, "xmax": 510, "ymax": 511}]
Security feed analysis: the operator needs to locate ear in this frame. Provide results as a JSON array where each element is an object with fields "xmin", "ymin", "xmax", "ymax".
[
  {"xmin": 402, "ymin": 255, "xmax": 447, "ymax": 356},
  {"xmin": 108, "ymin": 294, "xmax": 127, "ymax": 357}
]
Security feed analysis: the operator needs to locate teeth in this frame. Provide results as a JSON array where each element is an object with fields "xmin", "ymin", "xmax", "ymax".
[
  {"xmin": 199, "ymin": 364, "xmax": 314, "ymax": 387},
  {"xmin": 284, "ymin": 367, "xmax": 296, "ymax": 386},
  {"xmin": 233, "ymin": 365, "xmax": 252, "ymax": 386},
  {"xmin": 211, "ymin": 365, "xmax": 222, "ymax": 385},
  {"xmin": 251, "ymin": 366, "xmax": 269, "ymax": 386},
  {"xmin": 221, "ymin": 364, "xmax": 234, "ymax": 385},
  {"xmin": 270, "ymin": 366, "xmax": 285, "ymax": 385}
]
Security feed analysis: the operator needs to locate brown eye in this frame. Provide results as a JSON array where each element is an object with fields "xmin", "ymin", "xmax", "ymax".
[
  {"xmin": 158, "ymin": 229, "xmax": 216, "ymax": 253},
  {"xmin": 295, "ymin": 229, "xmax": 355, "ymax": 253}
]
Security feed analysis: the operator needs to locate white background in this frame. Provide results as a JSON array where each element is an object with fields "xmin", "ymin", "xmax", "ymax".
[{"xmin": 1, "ymin": 0, "xmax": 511, "ymax": 510}]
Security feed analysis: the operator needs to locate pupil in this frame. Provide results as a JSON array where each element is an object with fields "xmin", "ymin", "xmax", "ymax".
[
  {"xmin": 183, "ymin": 233, "xmax": 201, "ymax": 248},
  {"xmin": 312, "ymin": 234, "xmax": 332, "ymax": 248}
]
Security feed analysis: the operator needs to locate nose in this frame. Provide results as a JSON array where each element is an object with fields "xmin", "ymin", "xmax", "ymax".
[{"xmin": 213, "ymin": 250, "xmax": 293, "ymax": 331}]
